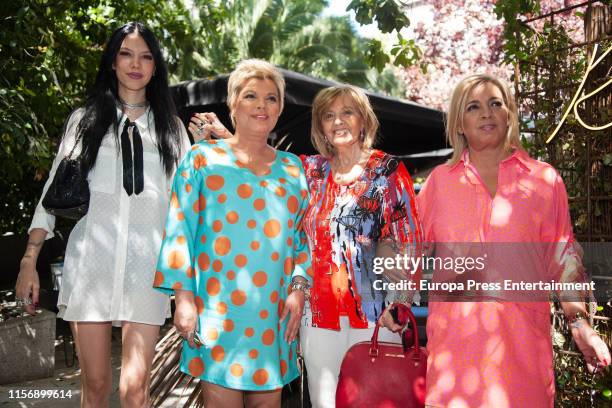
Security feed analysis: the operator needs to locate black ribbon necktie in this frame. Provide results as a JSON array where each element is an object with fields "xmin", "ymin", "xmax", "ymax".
[{"xmin": 120, "ymin": 120, "xmax": 144, "ymax": 196}]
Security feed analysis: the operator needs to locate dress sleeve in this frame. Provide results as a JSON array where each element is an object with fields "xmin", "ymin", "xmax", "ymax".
[
  {"xmin": 154, "ymin": 146, "xmax": 204, "ymax": 294},
  {"xmin": 379, "ymin": 160, "xmax": 423, "ymax": 304},
  {"xmin": 380, "ymin": 160, "xmax": 423, "ymax": 260},
  {"xmin": 545, "ymin": 169, "xmax": 586, "ymax": 287},
  {"xmin": 29, "ymin": 109, "xmax": 83, "ymax": 239},
  {"xmin": 290, "ymin": 160, "xmax": 313, "ymax": 284},
  {"xmin": 415, "ymin": 169, "xmax": 436, "ymax": 245}
]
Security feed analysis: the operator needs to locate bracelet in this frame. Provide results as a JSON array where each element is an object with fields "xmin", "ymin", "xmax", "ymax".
[
  {"xmin": 393, "ymin": 291, "xmax": 413, "ymax": 306},
  {"xmin": 290, "ymin": 280, "xmax": 311, "ymax": 301},
  {"xmin": 568, "ymin": 311, "xmax": 589, "ymax": 328}
]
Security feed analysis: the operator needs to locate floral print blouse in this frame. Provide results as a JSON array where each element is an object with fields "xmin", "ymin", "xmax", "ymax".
[{"xmin": 300, "ymin": 151, "xmax": 422, "ymax": 329}]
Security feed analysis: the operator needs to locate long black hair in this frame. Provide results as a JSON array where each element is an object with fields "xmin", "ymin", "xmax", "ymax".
[{"xmin": 76, "ymin": 22, "xmax": 181, "ymax": 177}]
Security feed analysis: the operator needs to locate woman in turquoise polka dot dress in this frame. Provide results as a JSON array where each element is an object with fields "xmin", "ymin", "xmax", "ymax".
[{"xmin": 154, "ymin": 59, "xmax": 312, "ymax": 406}]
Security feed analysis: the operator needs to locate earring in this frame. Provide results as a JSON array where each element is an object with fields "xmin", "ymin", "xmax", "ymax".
[{"xmin": 360, "ymin": 128, "xmax": 365, "ymax": 141}]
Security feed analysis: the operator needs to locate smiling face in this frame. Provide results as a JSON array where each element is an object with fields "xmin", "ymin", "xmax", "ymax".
[
  {"xmin": 321, "ymin": 95, "xmax": 365, "ymax": 151},
  {"xmin": 459, "ymin": 81, "xmax": 510, "ymax": 152},
  {"xmin": 232, "ymin": 77, "xmax": 281, "ymax": 138},
  {"xmin": 113, "ymin": 31, "xmax": 155, "ymax": 97}
]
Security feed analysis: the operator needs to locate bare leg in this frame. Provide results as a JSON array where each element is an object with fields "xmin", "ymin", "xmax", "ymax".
[
  {"xmin": 119, "ymin": 322, "xmax": 160, "ymax": 407},
  {"xmin": 244, "ymin": 389, "xmax": 282, "ymax": 408},
  {"xmin": 75, "ymin": 322, "xmax": 113, "ymax": 408},
  {"xmin": 70, "ymin": 322, "xmax": 85, "ymax": 404},
  {"xmin": 201, "ymin": 381, "xmax": 244, "ymax": 408}
]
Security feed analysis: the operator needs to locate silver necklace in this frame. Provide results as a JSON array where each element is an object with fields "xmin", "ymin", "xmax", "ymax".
[{"xmin": 119, "ymin": 99, "xmax": 148, "ymax": 110}]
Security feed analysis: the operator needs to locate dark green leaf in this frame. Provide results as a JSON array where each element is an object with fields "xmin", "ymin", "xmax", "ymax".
[{"xmin": 365, "ymin": 39, "xmax": 389, "ymax": 72}]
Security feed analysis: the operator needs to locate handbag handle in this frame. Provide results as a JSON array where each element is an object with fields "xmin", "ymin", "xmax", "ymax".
[{"xmin": 369, "ymin": 304, "xmax": 421, "ymax": 360}]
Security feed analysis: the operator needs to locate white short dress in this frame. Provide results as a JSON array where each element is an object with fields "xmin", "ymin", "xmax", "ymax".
[{"xmin": 29, "ymin": 107, "xmax": 190, "ymax": 326}]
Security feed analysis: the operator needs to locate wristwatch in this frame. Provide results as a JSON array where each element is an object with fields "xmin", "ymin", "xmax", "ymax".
[{"xmin": 290, "ymin": 279, "xmax": 311, "ymax": 301}]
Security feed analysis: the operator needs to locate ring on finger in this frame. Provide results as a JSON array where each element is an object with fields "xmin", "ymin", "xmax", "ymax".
[
  {"xmin": 16, "ymin": 298, "xmax": 32, "ymax": 306},
  {"xmin": 196, "ymin": 127, "xmax": 204, "ymax": 135}
]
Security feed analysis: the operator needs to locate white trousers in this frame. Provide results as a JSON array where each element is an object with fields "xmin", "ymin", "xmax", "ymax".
[{"xmin": 300, "ymin": 316, "xmax": 401, "ymax": 408}]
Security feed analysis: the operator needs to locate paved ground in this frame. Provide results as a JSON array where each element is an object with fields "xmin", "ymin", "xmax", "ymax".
[
  {"xmin": 0, "ymin": 299, "xmax": 306, "ymax": 408},
  {"xmin": 0, "ymin": 325, "xmax": 188, "ymax": 408}
]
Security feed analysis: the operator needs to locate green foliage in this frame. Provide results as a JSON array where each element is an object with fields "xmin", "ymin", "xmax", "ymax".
[
  {"xmin": 494, "ymin": 0, "xmax": 540, "ymax": 65},
  {"xmin": 0, "ymin": 0, "xmax": 195, "ymax": 234},
  {"xmin": 365, "ymin": 39, "xmax": 390, "ymax": 70},
  {"xmin": 496, "ymin": 1, "xmax": 612, "ymax": 404},
  {"xmin": 190, "ymin": 0, "xmax": 406, "ymax": 90},
  {"xmin": 362, "ymin": 34, "xmax": 420, "ymax": 73},
  {"xmin": 347, "ymin": 0, "xmax": 419, "ymax": 72},
  {"xmin": 348, "ymin": 0, "xmax": 409, "ymax": 33},
  {"xmin": 1, "ymin": 0, "xmax": 413, "ymax": 234},
  {"xmin": 390, "ymin": 33, "xmax": 421, "ymax": 68},
  {"xmin": 553, "ymin": 302, "xmax": 612, "ymax": 407}
]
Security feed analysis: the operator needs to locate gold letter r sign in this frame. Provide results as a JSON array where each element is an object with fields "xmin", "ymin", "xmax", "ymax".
[{"xmin": 546, "ymin": 43, "xmax": 611, "ymax": 144}]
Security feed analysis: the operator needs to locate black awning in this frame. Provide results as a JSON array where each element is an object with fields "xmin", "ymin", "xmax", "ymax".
[{"xmin": 171, "ymin": 69, "xmax": 448, "ymax": 173}]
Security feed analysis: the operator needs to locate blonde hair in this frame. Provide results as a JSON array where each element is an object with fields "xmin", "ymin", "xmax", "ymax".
[
  {"xmin": 446, "ymin": 74, "xmax": 521, "ymax": 165},
  {"xmin": 227, "ymin": 59, "xmax": 285, "ymax": 127},
  {"xmin": 310, "ymin": 85, "xmax": 379, "ymax": 158}
]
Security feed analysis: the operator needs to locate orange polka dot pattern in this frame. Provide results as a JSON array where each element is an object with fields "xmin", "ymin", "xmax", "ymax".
[{"xmin": 154, "ymin": 140, "xmax": 311, "ymax": 391}]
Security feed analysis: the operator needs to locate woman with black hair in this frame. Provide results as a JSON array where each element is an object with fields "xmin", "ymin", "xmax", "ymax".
[{"xmin": 15, "ymin": 22, "xmax": 190, "ymax": 407}]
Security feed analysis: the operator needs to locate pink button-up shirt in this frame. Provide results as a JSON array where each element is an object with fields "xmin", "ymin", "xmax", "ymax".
[{"xmin": 417, "ymin": 149, "xmax": 580, "ymax": 408}]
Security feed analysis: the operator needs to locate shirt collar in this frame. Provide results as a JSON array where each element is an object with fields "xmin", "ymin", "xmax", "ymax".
[
  {"xmin": 448, "ymin": 150, "xmax": 469, "ymax": 172},
  {"xmin": 501, "ymin": 148, "xmax": 531, "ymax": 172},
  {"xmin": 449, "ymin": 147, "xmax": 531, "ymax": 173},
  {"xmin": 116, "ymin": 106, "xmax": 151, "ymax": 129}
]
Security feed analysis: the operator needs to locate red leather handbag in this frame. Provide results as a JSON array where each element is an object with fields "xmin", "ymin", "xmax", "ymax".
[{"xmin": 336, "ymin": 306, "xmax": 428, "ymax": 408}]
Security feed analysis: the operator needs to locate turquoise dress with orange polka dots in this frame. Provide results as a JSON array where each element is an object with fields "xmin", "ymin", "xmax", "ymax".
[{"xmin": 154, "ymin": 139, "xmax": 312, "ymax": 391}]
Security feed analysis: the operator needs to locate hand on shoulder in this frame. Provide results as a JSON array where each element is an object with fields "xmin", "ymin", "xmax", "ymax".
[{"xmin": 188, "ymin": 112, "xmax": 233, "ymax": 142}]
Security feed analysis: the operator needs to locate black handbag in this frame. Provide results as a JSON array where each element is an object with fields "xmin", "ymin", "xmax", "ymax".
[{"xmin": 42, "ymin": 133, "xmax": 90, "ymax": 220}]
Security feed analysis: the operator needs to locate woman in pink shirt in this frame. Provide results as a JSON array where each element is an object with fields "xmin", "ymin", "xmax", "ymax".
[{"xmin": 384, "ymin": 74, "xmax": 609, "ymax": 407}]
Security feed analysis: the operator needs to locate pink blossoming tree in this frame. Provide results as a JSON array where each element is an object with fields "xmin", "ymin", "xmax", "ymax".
[{"xmin": 401, "ymin": 0, "xmax": 586, "ymax": 110}]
